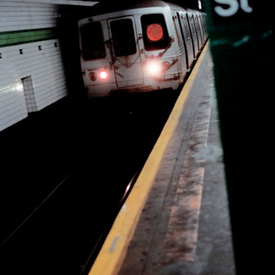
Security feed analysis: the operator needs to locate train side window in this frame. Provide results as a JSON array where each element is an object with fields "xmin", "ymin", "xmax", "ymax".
[
  {"xmin": 173, "ymin": 16, "xmax": 181, "ymax": 45},
  {"xmin": 175, "ymin": 13, "xmax": 185, "ymax": 46},
  {"xmin": 194, "ymin": 15, "xmax": 201, "ymax": 36},
  {"xmin": 110, "ymin": 19, "xmax": 136, "ymax": 57},
  {"xmin": 80, "ymin": 22, "xmax": 106, "ymax": 60},
  {"xmin": 182, "ymin": 16, "xmax": 191, "ymax": 41},
  {"xmin": 188, "ymin": 15, "xmax": 196, "ymax": 38},
  {"xmin": 141, "ymin": 14, "xmax": 169, "ymax": 51}
]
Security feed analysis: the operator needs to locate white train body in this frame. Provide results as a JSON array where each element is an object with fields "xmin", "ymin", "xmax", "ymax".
[{"xmin": 78, "ymin": 0, "xmax": 207, "ymax": 97}]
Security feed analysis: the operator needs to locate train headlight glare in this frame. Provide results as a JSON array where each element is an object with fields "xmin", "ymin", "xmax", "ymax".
[
  {"xmin": 146, "ymin": 61, "xmax": 161, "ymax": 76},
  {"xmin": 100, "ymin": 71, "xmax": 108, "ymax": 80}
]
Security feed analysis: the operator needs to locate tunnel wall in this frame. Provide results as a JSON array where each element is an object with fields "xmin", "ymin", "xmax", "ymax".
[{"xmin": 0, "ymin": 1, "xmax": 71, "ymax": 131}]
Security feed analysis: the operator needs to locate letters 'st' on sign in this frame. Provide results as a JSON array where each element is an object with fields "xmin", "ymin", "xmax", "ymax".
[{"xmin": 211, "ymin": 0, "xmax": 253, "ymax": 24}]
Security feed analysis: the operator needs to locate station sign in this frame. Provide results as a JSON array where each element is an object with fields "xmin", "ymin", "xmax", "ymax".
[{"xmin": 210, "ymin": 0, "xmax": 254, "ymax": 25}]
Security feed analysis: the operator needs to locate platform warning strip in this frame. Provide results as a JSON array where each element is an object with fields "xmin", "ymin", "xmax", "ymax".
[
  {"xmin": 160, "ymin": 51, "xmax": 213, "ymax": 264},
  {"xmin": 88, "ymin": 43, "xmax": 209, "ymax": 275}
]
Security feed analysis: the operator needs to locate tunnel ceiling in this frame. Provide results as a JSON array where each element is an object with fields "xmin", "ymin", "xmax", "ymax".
[{"xmin": 80, "ymin": 0, "xmax": 203, "ymax": 10}]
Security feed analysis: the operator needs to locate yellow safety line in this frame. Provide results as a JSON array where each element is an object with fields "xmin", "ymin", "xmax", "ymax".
[{"xmin": 89, "ymin": 42, "xmax": 209, "ymax": 275}]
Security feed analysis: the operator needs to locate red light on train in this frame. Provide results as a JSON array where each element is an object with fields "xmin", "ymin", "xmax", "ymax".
[{"xmin": 147, "ymin": 24, "xmax": 163, "ymax": 42}]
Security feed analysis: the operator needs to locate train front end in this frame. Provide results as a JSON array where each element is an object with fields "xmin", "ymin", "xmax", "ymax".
[{"xmin": 79, "ymin": 5, "xmax": 182, "ymax": 98}]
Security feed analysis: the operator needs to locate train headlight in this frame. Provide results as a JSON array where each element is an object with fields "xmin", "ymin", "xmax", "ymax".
[
  {"xmin": 99, "ymin": 71, "xmax": 108, "ymax": 80},
  {"xmin": 145, "ymin": 61, "xmax": 162, "ymax": 76},
  {"xmin": 88, "ymin": 70, "xmax": 108, "ymax": 82}
]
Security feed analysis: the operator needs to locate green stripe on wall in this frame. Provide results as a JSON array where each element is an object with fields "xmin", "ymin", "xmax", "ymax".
[{"xmin": 0, "ymin": 28, "xmax": 57, "ymax": 47}]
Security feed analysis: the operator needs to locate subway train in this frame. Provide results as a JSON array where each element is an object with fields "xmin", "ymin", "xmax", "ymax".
[{"xmin": 78, "ymin": 0, "xmax": 207, "ymax": 98}]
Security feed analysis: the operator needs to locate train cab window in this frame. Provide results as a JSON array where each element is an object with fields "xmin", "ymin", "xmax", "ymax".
[
  {"xmin": 141, "ymin": 14, "xmax": 169, "ymax": 51},
  {"xmin": 80, "ymin": 22, "xmax": 106, "ymax": 60},
  {"xmin": 110, "ymin": 19, "xmax": 136, "ymax": 57}
]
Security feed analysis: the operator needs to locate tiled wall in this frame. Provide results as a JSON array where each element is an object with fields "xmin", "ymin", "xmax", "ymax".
[{"xmin": 0, "ymin": 1, "xmax": 67, "ymax": 131}]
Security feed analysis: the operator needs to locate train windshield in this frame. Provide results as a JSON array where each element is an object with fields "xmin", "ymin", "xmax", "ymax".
[
  {"xmin": 110, "ymin": 19, "xmax": 137, "ymax": 57},
  {"xmin": 141, "ymin": 14, "xmax": 169, "ymax": 51},
  {"xmin": 80, "ymin": 22, "xmax": 106, "ymax": 60}
]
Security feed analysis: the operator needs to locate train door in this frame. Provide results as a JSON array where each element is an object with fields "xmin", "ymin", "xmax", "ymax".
[{"xmin": 108, "ymin": 16, "xmax": 143, "ymax": 88}]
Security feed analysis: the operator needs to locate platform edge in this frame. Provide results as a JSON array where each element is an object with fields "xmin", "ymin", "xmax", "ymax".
[{"xmin": 88, "ymin": 42, "xmax": 210, "ymax": 275}]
